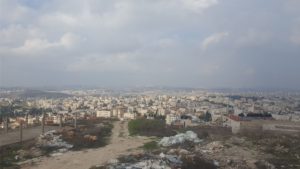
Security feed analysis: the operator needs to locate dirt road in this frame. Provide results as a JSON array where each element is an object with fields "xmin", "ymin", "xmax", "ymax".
[{"xmin": 23, "ymin": 121, "xmax": 149, "ymax": 169}]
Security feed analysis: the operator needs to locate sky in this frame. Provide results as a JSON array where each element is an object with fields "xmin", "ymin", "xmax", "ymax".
[{"xmin": 1, "ymin": 0, "xmax": 300, "ymax": 89}]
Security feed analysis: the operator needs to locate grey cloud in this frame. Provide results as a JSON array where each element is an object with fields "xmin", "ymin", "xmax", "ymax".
[{"xmin": 1, "ymin": 0, "xmax": 300, "ymax": 89}]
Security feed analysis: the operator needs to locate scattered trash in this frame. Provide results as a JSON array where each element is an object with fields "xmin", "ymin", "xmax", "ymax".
[
  {"xmin": 37, "ymin": 130, "xmax": 73, "ymax": 150},
  {"xmin": 158, "ymin": 131, "xmax": 202, "ymax": 147}
]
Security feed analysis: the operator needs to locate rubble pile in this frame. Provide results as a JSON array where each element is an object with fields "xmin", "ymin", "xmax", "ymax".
[
  {"xmin": 108, "ymin": 159, "xmax": 170, "ymax": 169},
  {"xmin": 158, "ymin": 131, "xmax": 202, "ymax": 147},
  {"xmin": 201, "ymin": 141, "xmax": 224, "ymax": 153},
  {"xmin": 105, "ymin": 153, "xmax": 183, "ymax": 169},
  {"xmin": 167, "ymin": 148, "xmax": 190, "ymax": 155},
  {"xmin": 37, "ymin": 130, "xmax": 73, "ymax": 150}
]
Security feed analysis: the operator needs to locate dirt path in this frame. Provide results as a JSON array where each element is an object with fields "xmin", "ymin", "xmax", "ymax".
[{"xmin": 22, "ymin": 121, "xmax": 149, "ymax": 169}]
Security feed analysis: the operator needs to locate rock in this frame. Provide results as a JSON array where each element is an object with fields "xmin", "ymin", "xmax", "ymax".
[
  {"xmin": 213, "ymin": 160, "xmax": 219, "ymax": 166},
  {"xmin": 167, "ymin": 149, "xmax": 176, "ymax": 154},
  {"xmin": 160, "ymin": 153, "xmax": 166, "ymax": 158},
  {"xmin": 165, "ymin": 155, "xmax": 182, "ymax": 165},
  {"xmin": 51, "ymin": 152, "xmax": 63, "ymax": 157},
  {"xmin": 109, "ymin": 159, "xmax": 119, "ymax": 164},
  {"xmin": 15, "ymin": 155, "xmax": 19, "ymax": 160},
  {"xmin": 178, "ymin": 149, "xmax": 189, "ymax": 155},
  {"xmin": 227, "ymin": 159, "xmax": 233, "ymax": 165}
]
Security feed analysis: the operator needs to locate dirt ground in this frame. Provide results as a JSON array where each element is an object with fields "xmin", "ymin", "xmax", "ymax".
[
  {"xmin": 21, "ymin": 121, "xmax": 150, "ymax": 169},
  {"xmin": 0, "ymin": 126, "xmax": 59, "ymax": 147}
]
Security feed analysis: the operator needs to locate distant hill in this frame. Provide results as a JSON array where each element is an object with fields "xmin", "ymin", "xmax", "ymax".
[
  {"xmin": 19, "ymin": 90, "xmax": 71, "ymax": 99},
  {"xmin": 0, "ymin": 89, "xmax": 72, "ymax": 99}
]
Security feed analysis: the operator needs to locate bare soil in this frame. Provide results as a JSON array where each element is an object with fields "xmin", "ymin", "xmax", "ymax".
[{"xmin": 21, "ymin": 121, "xmax": 150, "ymax": 169}]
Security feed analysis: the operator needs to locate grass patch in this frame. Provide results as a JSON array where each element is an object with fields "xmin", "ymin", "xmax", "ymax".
[
  {"xmin": 143, "ymin": 141, "xmax": 158, "ymax": 151},
  {"xmin": 128, "ymin": 119, "xmax": 175, "ymax": 137}
]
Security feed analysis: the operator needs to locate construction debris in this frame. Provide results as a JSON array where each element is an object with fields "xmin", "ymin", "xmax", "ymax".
[
  {"xmin": 105, "ymin": 153, "xmax": 183, "ymax": 169},
  {"xmin": 201, "ymin": 141, "xmax": 224, "ymax": 153},
  {"xmin": 37, "ymin": 130, "xmax": 73, "ymax": 149},
  {"xmin": 158, "ymin": 131, "xmax": 202, "ymax": 147}
]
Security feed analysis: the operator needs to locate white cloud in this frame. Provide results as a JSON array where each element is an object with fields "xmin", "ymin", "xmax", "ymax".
[
  {"xmin": 201, "ymin": 32, "xmax": 229, "ymax": 50},
  {"xmin": 157, "ymin": 38, "xmax": 177, "ymax": 48},
  {"xmin": 66, "ymin": 52, "xmax": 140, "ymax": 72},
  {"xmin": 1, "ymin": 0, "xmax": 300, "ymax": 88},
  {"xmin": 235, "ymin": 29, "xmax": 272, "ymax": 46},
  {"xmin": 39, "ymin": 13, "xmax": 78, "ymax": 27},
  {"xmin": 60, "ymin": 33, "xmax": 80, "ymax": 48},
  {"xmin": 0, "ymin": 1, "xmax": 32, "ymax": 23},
  {"xmin": 0, "ymin": 25, "xmax": 44, "ymax": 47},
  {"xmin": 181, "ymin": 0, "xmax": 218, "ymax": 12},
  {"xmin": 13, "ymin": 32, "xmax": 80, "ymax": 54},
  {"xmin": 17, "ymin": 38, "xmax": 53, "ymax": 52}
]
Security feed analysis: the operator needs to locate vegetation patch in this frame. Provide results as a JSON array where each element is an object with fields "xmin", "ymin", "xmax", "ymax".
[
  {"xmin": 143, "ymin": 141, "xmax": 159, "ymax": 151},
  {"xmin": 181, "ymin": 155, "xmax": 217, "ymax": 169},
  {"xmin": 0, "ymin": 139, "xmax": 36, "ymax": 169},
  {"xmin": 128, "ymin": 119, "xmax": 175, "ymax": 137},
  {"xmin": 61, "ymin": 120, "xmax": 113, "ymax": 150},
  {"xmin": 241, "ymin": 132, "xmax": 300, "ymax": 169}
]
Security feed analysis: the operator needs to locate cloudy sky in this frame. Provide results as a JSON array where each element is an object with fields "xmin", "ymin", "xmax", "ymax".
[{"xmin": 1, "ymin": 0, "xmax": 300, "ymax": 89}]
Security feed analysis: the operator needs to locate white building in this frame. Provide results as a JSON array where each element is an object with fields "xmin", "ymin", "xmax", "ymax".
[
  {"xmin": 96, "ymin": 110, "xmax": 112, "ymax": 118},
  {"xmin": 166, "ymin": 114, "xmax": 180, "ymax": 125},
  {"xmin": 123, "ymin": 112, "xmax": 136, "ymax": 119}
]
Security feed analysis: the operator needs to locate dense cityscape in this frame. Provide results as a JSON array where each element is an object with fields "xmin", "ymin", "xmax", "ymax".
[
  {"xmin": 1, "ymin": 88, "xmax": 300, "ymax": 132},
  {"xmin": 1, "ymin": 88, "xmax": 300, "ymax": 169}
]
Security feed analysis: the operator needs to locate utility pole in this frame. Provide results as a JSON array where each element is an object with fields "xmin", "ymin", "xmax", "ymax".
[
  {"xmin": 19, "ymin": 121, "xmax": 23, "ymax": 144},
  {"xmin": 224, "ymin": 98, "xmax": 229, "ymax": 127},
  {"xmin": 59, "ymin": 114, "xmax": 63, "ymax": 128},
  {"xmin": 42, "ymin": 110, "xmax": 45, "ymax": 135},
  {"xmin": 4, "ymin": 116, "xmax": 9, "ymax": 133},
  {"xmin": 74, "ymin": 111, "xmax": 77, "ymax": 129},
  {"xmin": 25, "ymin": 113, "xmax": 28, "ymax": 128}
]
